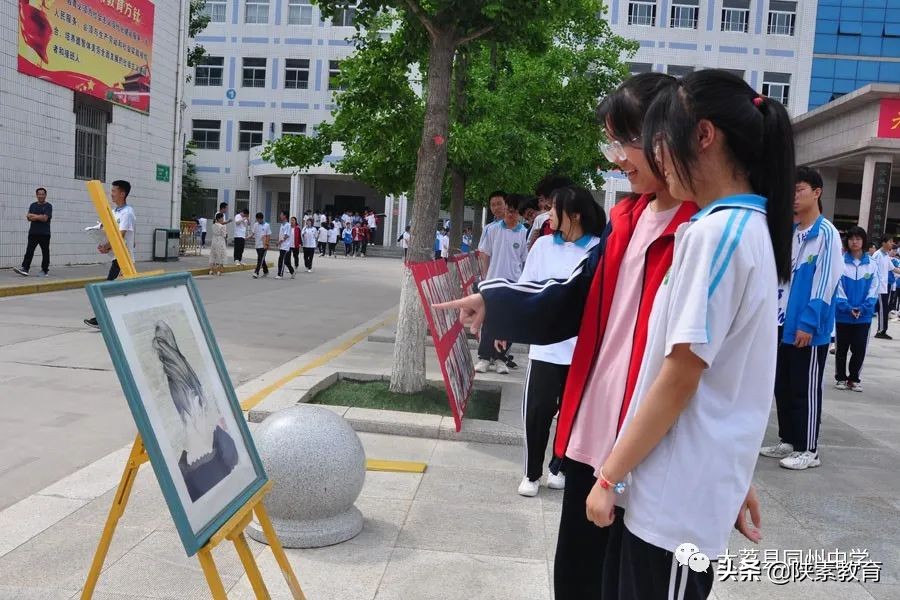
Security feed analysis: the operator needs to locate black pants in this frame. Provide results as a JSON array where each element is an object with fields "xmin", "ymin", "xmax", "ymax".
[
  {"xmin": 318, "ymin": 241, "xmax": 327, "ymax": 256},
  {"xmin": 234, "ymin": 237, "xmax": 246, "ymax": 262},
  {"xmin": 835, "ymin": 322, "xmax": 870, "ymax": 383},
  {"xmin": 344, "ymin": 242, "xmax": 352, "ymax": 256},
  {"xmin": 876, "ymin": 293, "xmax": 890, "ymax": 334},
  {"xmin": 523, "ymin": 360, "xmax": 568, "ymax": 481},
  {"xmin": 278, "ymin": 250, "xmax": 294, "ymax": 276},
  {"xmin": 361, "ymin": 240, "xmax": 368, "ymax": 256},
  {"xmin": 303, "ymin": 247, "xmax": 315, "ymax": 270},
  {"xmin": 107, "ymin": 259, "xmax": 121, "ymax": 281},
  {"xmin": 889, "ymin": 289, "xmax": 899, "ymax": 312},
  {"xmin": 774, "ymin": 337, "xmax": 827, "ymax": 453},
  {"xmin": 254, "ymin": 249, "xmax": 268, "ymax": 274},
  {"xmin": 290, "ymin": 247, "xmax": 300, "ymax": 268},
  {"xmin": 352, "ymin": 241, "xmax": 361, "ymax": 256},
  {"xmin": 477, "ymin": 334, "xmax": 509, "ymax": 362},
  {"xmin": 201, "ymin": 232, "xmax": 207, "ymax": 247},
  {"xmin": 328, "ymin": 242, "xmax": 336, "ymax": 256},
  {"xmin": 22, "ymin": 234, "xmax": 50, "ymax": 273}
]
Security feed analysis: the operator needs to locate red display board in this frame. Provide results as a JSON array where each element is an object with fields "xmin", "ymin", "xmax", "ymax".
[
  {"xmin": 448, "ymin": 251, "xmax": 483, "ymax": 296},
  {"xmin": 409, "ymin": 260, "xmax": 475, "ymax": 431},
  {"xmin": 877, "ymin": 98, "xmax": 900, "ymax": 139},
  {"xmin": 18, "ymin": 0, "xmax": 155, "ymax": 113}
]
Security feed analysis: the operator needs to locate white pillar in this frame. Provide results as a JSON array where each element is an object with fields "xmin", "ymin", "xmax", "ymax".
[
  {"xmin": 398, "ymin": 193, "xmax": 408, "ymax": 232},
  {"xmin": 481, "ymin": 206, "xmax": 487, "ymax": 229},
  {"xmin": 818, "ymin": 166, "xmax": 838, "ymax": 221},
  {"xmin": 859, "ymin": 154, "xmax": 893, "ymax": 232},
  {"xmin": 289, "ymin": 173, "xmax": 301, "ymax": 219},
  {"xmin": 249, "ymin": 176, "xmax": 259, "ymax": 216},
  {"xmin": 384, "ymin": 195, "xmax": 394, "ymax": 247},
  {"xmin": 306, "ymin": 176, "xmax": 316, "ymax": 214}
]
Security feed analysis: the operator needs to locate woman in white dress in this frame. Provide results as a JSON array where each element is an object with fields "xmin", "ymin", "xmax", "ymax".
[{"xmin": 208, "ymin": 213, "xmax": 227, "ymax": 276}]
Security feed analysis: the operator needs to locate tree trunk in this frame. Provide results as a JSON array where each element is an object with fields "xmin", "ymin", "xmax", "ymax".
[
  {"xmin": 472, "ymin": 209, "xmax": 483, "ymax": 249},
  {"xmin": 389, "ymin": 33, "xmax": 457, "ymax": 394},
  {"xmin": 448, "ymin": 50, "xmax": 468, "ymax": 255}
]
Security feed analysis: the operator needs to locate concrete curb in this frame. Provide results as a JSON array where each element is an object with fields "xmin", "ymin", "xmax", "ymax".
[
  {"xmin": 248, "ymin": 371, "xmax": 524, "ymax": 446},
  {"xmin": 0, "ymin": 262, "xmax": 273, "ymax": 298}
]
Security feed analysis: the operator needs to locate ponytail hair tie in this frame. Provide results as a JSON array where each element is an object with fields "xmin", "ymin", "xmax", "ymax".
[{"xmin": 753, "ymin": 95, "xmax": 765, "ymax": 107}]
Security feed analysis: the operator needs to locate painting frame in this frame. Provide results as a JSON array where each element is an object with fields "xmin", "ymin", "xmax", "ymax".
[{"xmin": 86, "ymin": 272, "xmax": 267, "ymax": 556}]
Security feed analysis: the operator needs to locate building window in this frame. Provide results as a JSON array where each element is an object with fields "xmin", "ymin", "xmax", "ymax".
[
  {"xmin": 328, "ymin": 60, "xmax": 344, "ymax": 91},
  {"xmin": 721, "ymin": 0, "xmax": 749, "ymax": 33},
  {"xmin": 670, "ymin": 0, "xmax": 699, "ymax": 29},
  {"xmin": 200, "ymin": 189, "xmax": 219, "ymax": 219},
  {"xmin": 192, "ymin": 120, "xmax": 221, "ymax": 150},
  {"xmin": 767, "ymin": 1, "xmax": 796, "ymax": 36},
  {"xmin": 74, "ymin": 96, "xmax": 109, "ymax": 181},
  {"xmin": 242, "ymin": 57, "xmax": 266, "ymax": 87},
  {"xmin": 287, "ymin": 0, "xmax": 313, "ymax": 25},
  {"xmin": 195, "ymin": 56, "xmax": 224, "ymax": 86},
  {"xmin": 762, "ymin": 72, "xmax": 791, "ymax": 105},
  {"xmin": 722, "ymin": 68, "xmax": 746, "ymax": 80},
  {"xmin": 667, "ymin": 65, "xmax": 695, "ymax": 78},
  {"xmin": 627, "ymin": 62, "xmax": 653, "ymax": 75},
  {"xmin": 235, "ymin": 190, "xmax": 250, "ymax": 215},
  {"xmin": 282, "ymin": 123, "xmax": 307, "ymax": 136},
  {"xmin": 239, "ymin": 121, "xmax": 264, "ymax": 151},
  {"xmin": 245, "ymin": 0, "xmax": 269, "ymax": 23},
  {"xmin": 333, "ymin": 4, "xmax": 356, "ymax": 27},
  {"xmin": 627, "ymin": 1, "xmax": 656, "ymax": 26},
  {"xmin": 284, "ymin": 58, "xmax": 310, "ymax": 89},
  {"xmin": 203, "ymin": 0, "xmax": 227, "ymax": 22}
]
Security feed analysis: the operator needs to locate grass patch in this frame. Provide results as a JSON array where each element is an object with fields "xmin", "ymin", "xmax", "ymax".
[{"xmin": 310, "ymin": 379, "xmax": 501, "ymax": 421}]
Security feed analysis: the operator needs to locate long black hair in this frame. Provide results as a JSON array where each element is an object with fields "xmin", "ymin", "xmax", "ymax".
[
  {"xmin": 641, "ymin": 69, "xmax": 794, "ymax": 282},
  {"xmin": 596, "ymin": 72, "xmax": 678, "ymax": 144},
  {"xmin": 552, "ymin": 186, "xmax": 607, "ymax": 237}
]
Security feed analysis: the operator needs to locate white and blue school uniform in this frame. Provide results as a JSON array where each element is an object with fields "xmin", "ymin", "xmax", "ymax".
[
  {"xmin": 773, "ymin": 215, "xmax": 842, "ymax": 454},
  {"xmin": 834, "ymin": 252, "xmax": 879, "ymax": 384}
]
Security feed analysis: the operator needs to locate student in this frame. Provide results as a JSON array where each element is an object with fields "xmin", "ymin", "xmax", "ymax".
[
  {"xmin": 290, "ymin": 216, "xmax": 301, "ymax": 268},
  {"xmin": 833, "ymin": 226, "xmax": 879, "ymax": 392},
  {"xmin": 439, "ymin": 228, "xmax": 450, "ymax": 261},
  {"xmin": 317, "ymin": 223, "xmax": 329, "ymax": 256},
  {"xmin": 872, "ymin": 234, "xmax": 899, "ymax": 339},
  {"xmin": 478, "ymin": 191, "xmax": 509, "ymax": 274},
  {"xmin": 527, "ymin": 175, "xmax": 574, "ymax": 251},
  {"xmin": 208, "ymin": 212, "xmax": 227, "ymax": 276},
  {"xmin": 84, "ymin": 180, "xmax": 136, "ymax": 329},
  {"xmin": 760, "ymin": 166, "xmax": 842, "ymax": 471},
  {"xmin": 433, "ymin": 229, "xmax": 442, "ymax": 260},
  {"xmin": 219, "ymin": 202, "xmax": 232, "ymax": 225},
  {"xmin": 198, "ymin": 216, "xmax": 208, "ymax": 248},
  {"xmin": 233, "ymin": 208, "xmax": 250, "ymax": 265},
  {"xmin": 301, "ymin": 218, "xmax": 318, "ymax": 272},
  {"xmin": 351, "ymin": 222, "xmax": 363, "ymax": 257},
  {"xmin": 366, "ymin": 209, "xmax": 378, "ymax": 244},
  {"xmin": 327, "ymin": 221, "xmax": 338, "ymax": 257},
  {"xmin": 275, "ymin": 211, "xmax": 295, "ymax": 280},
  {"xmin": 890, "ymin": 249, "xmax": 900, "ymax": 317},
  {"xmin": 250, "ymin": 212, "xmax": 270, "ymax": 279},
  {"xmin": 474, "ymin": 193, "xmax": 528, "ymax": 375},
  {"xmin": 461, "ymin": 227, "xmax": 472, "ymax": 253},
  {"xmin": 360, "ymin": 222, "xmax": 371, "ymax": 257},
  {"xmin": 399, "ymin": 225, "xmax": 411, "ymax": 260},
  {"xmin": 514, "ymin": 186, "xmax": 604, "ymax": 498},
  {"xmin": 343, "ymin": 225, "xmax": 353, "ymax": 257}
]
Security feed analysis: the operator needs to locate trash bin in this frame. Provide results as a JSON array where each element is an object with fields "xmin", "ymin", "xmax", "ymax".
[{"xmin": 153, "ymin": 228, "xmax": 180, "ymax": 262}]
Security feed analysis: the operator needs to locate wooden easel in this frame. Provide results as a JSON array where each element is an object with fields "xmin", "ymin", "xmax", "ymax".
[{"xmin": 80, "ymin": 181, "xmax": 305, "ymax": 599}]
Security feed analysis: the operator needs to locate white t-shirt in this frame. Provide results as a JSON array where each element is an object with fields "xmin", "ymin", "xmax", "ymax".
[
  {"xmin": 313, "ymin": 213, "xmax": 322, "ymax": 226},
  {"xmin": 317, "ymin": 227, "xmax": 329, "ymax": 243},
  {"xmin": 400, "ymin": 231, "xmax": 410, "ymax": 249},
  {"xmin": 520, "ymin": 233, "xmax": 600, "ymax": 364},
  {"xmin": 327, "ymin": 227, "xmax": 338, "ymax": 244},
  {"xmin": 278, "ymin": 222, "xmax": 292, "ymax": 251},
  {"xmin": 301, "ymin": 227, "xmax": 318, "ymax": 248},
  {"xmin": 114, "ymin": 204, "xmax": 136, "ymax": 253},
  {"xmin": 341, "ymin": 213, "xmax": 351, "ymax": 226},
  {"xmin": 873, "ymin": 249, "xmax": 892, "ymax": 295},
  {"xmin": 439, "ymin": 234, "xmax": 450, "ymax": 258},
  {"xmin": 198, "ymin": 217, "xmax": 208, "ymax": 233},
  {"xmin": 367, "ymin": 214, "xmax": 377, "ymax": 228},
  {"xmin": 234, "ymin": 213, "xmax": 248, "ymax": 238},
  {"xmin": 252, "ymin": 222, "xmax": 271, "ymax": 249},
  {"xmin": 776, "ymin": 223, "xmax": 813, "ymax": 325},
  {"xmin": 478, "ymin": 220, "xmax": 528, "ymax": 280},
  {"xmin": 619, "ymin": 197, "xmax": 777, "ymax": 559}
]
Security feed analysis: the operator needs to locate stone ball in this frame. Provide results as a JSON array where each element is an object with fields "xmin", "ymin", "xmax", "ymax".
[{"xmin": 248, "ymin": 404, "xmax": 366, "ymax": 548}]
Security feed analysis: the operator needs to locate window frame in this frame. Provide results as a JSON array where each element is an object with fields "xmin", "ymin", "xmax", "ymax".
[
  {"xmin": 669, "ymin": 1, "xmax": 699, "ymax": 29},
  {"xmin": 767, "ymin": 10, "xmax": 796, "ymax": 36},
  {"xmin": 762, "ymin": 77, "xmax": 791, "ymax": 105},
  {"xmin": 245, "ymin": 0, "xmax": 270, "ymax": 24},
  {"xmin": 203, "ymin": 0, "xmax": 227, "ymax": 23},
  {"xmin": 242, "ymin": 57, "xmax": 267, "ymax": 88},
  {"xmin": 238, "ymin": 121, "xmax": 264, "ymax": 151},
  {"xmin": 328, "ymin": 60, "xmax": 344, "ymax": 91},
  {"xmin": 191, "ymin": 119, "xmax": 222, "ymax": 150},
  {"xmin": 287, "ymin": 0, "xmax": 313, "ymax": 25},
  {"xmin": 627, "ymin": 0, "xmax": 657, "ymax": 26},
  {"xmin": 721, "ymin": 7, "xmax": 749, "ymax": 33},
  {"xmin": 74, "ymin": 96, "xmax": 110, "ymax": 181},
  {"xmin": 281, "ymin": 123, "xmax": 307, "ymax": 136},
  {"xmin": 284, "ymin": 58, "xmax": 311, "ymax": 90},
  {"xmin": 195, "ymin": 56, "xmax": 224, "ymax": 87},
  {"xmin": 333, "ymin": 6, "xmax": 356, "ymax": 27}
]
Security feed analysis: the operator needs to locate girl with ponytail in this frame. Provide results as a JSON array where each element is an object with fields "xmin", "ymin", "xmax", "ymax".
[{"xmin": 584, "ymin": 70, "xmax": 793, "ymax": 598}]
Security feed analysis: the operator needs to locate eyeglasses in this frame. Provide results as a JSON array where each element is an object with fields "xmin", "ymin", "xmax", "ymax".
[{"xmin": 599, "ymin": 137, "xmax": 640, "ymax": 163}]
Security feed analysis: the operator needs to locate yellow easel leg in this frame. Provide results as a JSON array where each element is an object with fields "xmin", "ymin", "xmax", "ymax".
[
  {"xmin": 81, "ymin": 435, "xmax": 147, "ymax": 599},
  {"xmin": 197, "ymin": 548, "xmax": 229, "ymax": 600},
  {"xmin": 255, "ymin": 505, "xmax": 307, "ymax": 600},
  {"xmin": 233, "ymin": 532, "xmax": 271, "ymax": 599}
]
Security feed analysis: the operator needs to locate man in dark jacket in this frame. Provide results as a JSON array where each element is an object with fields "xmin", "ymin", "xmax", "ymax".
[{"xmin": 14, "ymin": 187, "xmax": 53, "ymax": 277}]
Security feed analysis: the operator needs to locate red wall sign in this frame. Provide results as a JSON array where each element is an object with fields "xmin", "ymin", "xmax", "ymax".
[
  {"xmin": 877, "ymin": 98, "xmax": 900, "ymax": 139},
  {"xmin": 409, "ymin": 259, "xmax": 474, "ymax": 432}
]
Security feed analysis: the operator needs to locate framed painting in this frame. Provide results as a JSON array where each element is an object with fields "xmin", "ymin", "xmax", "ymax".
[{"xmin": 86, "ymin": 272, "xmax": 267, "ymax": 556}]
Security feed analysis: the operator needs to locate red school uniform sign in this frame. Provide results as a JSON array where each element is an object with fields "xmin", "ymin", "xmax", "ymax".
[{"xmin": 408, "ymin": 259, "xmax": 475, "ymax": 431}]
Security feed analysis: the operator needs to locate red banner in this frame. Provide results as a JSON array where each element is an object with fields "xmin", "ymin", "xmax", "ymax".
[
  {"xmin": 448, "ymin": 251, "xmax": 483, "ymax": 296},
  {"xmin": 409, "ymin": 260, "xmax": 474, "ymax": 432},
  {"xmin": 877, "ymin": 98, "xmax": 900, "ymax": 139},
  {"xmin": 18, "ymin": 0, "xmax": 155, "ymax": 113}
]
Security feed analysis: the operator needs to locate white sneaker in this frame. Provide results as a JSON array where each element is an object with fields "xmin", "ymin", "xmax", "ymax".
[
  {"xmin": 290, "ymin": 273, "xmax": 296, "ymax": 279},
  {"xmin": 834, "ymin": 380, "xmax": 849, "ymax": 390},
  {"xmin": 547, "ymin": 472, "xmax": 566, "ymax": 490},
  {"xmin": 760, "ymin": 442, "xmax": 794, "ymax": 458},
  {"xmin": 13, "ymin": 267, "xmax": 29, "ymax": 276},
  {"xmin": 274, "ymin": 275, "xmax": 283, "ymax": 279},
  {"xmin": 495, "ymin": 362, "xmax": 509, "ymax": 375},
  {"xmin": 474, "ymin": 359, "xmax": 490, "ymax": 373},
  {"xmin": 307, "ymin": 268, "xmax": 312, "ymax": 273},
  {"xmin": 517, "ymin": 477, "xmax": 539, "ymax": 497},
  {"xmin": 850, "ymin": 382, "xmax": 863, "ymax": 393},
  {"xmin": 252, "ymin": 273, "xmax": 259, "ymax": 279},
  {"xmin": 780, "ymin": 451, "xmax": 821, "ymax": 470}
]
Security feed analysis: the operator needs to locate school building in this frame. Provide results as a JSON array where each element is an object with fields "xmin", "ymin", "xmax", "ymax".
[{"xmin": 1, "ymin": 0, "xmax": 186, "ymax": 268}]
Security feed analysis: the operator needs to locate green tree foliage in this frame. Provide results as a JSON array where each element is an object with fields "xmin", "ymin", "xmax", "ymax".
[
  {"xmin": 187, "ymin": 0, "xmax": 210, "ymax": 69},
  {"xmin": 181, "ymin": 143, "xmax": 206, "ymax": 220}
]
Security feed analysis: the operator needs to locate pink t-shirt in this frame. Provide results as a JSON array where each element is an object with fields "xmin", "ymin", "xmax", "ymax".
[{"xmin": 566, "ymin": 205, "xmax": 680, "ymax": 475}]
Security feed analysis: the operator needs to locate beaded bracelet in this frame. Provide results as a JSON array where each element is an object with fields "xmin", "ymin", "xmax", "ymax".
[{"xmin": 598, "ymin": 467, "xmax": 627, "ymax": 495}]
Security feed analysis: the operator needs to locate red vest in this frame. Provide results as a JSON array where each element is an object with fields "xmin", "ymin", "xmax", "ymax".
[{"xmin": 553, "ymin": 195, "xmax": 698, "ymax": 460}]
